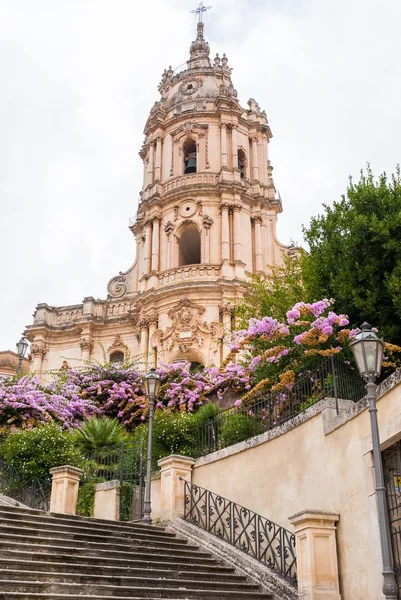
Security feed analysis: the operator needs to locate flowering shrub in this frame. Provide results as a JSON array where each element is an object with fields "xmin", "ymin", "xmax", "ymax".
[{"xmin": 223, "ymin": 298, "xmax": 401, "ymax": 405}]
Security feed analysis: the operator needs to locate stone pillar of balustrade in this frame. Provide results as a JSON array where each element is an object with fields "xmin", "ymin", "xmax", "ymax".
[
  {"xmin": 289, "ymin": 510, "xmax": 341, "ymax": 600},
  {"xmin": 93, "ymin": 480, "xmax": 120, "ymax": 521},
  {"xmin": 157, "ymin": 455, "xmax": 195, "ymax": 523},
  {"xmin": 49, "ymin": 465, "xmax": 83, "ymax": 515}
]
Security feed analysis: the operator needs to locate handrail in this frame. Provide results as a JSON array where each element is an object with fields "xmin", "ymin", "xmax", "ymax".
[
  {"xmin": 197, "ymin": 356, "xmax": 366, "ymax": 456},
  {"xmin": 181, "ymin": 479, "xmax": 297, "ymax": 586}
]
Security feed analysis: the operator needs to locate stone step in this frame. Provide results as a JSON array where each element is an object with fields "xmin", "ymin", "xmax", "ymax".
[
  {"xmin": 0, "ymin": 541, "xmax": 216, "ymax": 565},
  {"xmin": 0, "ymin": 506, "xmax": 172, "ymax": 537},
  {"xmin": 0, "ymin": 570, "xmax": 257, "ymax": 591},
  {"xmin": 0, "ymin": 532, "xmax": 205, "ymax": 557},
  {"xmin": 0, "ymin": 522, "xmax": 189, "ymax": 549},
  {"xmin": 0, "ymin": 559, "xmax": 240, "ymax": 581},
  {"xmin": 0, "ymin": 581, "xmax": 272, "ymax": 599},
  {"xmin": 0, "ymin": 550, "xmax": 227, "ymax": 571}
]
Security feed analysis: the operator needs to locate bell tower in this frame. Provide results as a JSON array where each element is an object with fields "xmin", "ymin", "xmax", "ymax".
[
  {"xmin": 26, "ymin": 11, "xmax": 293, "ymax": 375},
  {"xmin": 106, "ymin": 15, "xmax": 292, "ymax": 368}
]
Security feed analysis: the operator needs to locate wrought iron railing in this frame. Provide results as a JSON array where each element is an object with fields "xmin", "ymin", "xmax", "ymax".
[
  {"xmin": 80, "ymin": 441, "xmax": 145, "ymax": 521},
  {"xmin": 182, "ymin": 480, "xmax": 297, "ymax": 586},
  {"xmin": 196, "ymin": 356, "xmax": 366, "ymax": 456},
  {"xmin": 0, "ymin": 461, "xmax": 51, "ymax": 511}
]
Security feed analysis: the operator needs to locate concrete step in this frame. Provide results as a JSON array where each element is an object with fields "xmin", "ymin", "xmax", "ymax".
[{"xmin": 0, "ymin": 581, "xmax": 272, "ymax": 599}]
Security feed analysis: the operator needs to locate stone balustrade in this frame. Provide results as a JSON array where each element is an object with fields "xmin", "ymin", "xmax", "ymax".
[{"xmin": 158, "ymin": 264, "xmax": 220, "ymax": 286}]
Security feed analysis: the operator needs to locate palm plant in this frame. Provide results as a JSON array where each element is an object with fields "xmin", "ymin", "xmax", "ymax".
[{"xmin": 72, "ymin": 417, "xmax": 128, "ymax": 454}]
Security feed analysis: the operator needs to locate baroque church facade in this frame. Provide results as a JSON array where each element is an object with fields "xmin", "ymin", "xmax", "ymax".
[{"xmin": 25, "ymin": 21, "xmax": 293, "ymax": 374}]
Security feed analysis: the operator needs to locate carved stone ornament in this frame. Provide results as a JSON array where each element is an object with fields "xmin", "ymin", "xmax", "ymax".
[
  {"xmin": 107, "ymin": 274, "xmax": 127, "ymax": 299},
  {"xmin": 80, "ymin": 337, "xmax": 94, "ymax": 352},
  {"xmin": 151, "ymin": 298, "xmax": 224, "ymax": 356},
  {"xmin": 179, "ymin": 78, "xmax": 202, "ymax": 97},
  {"xmin": 60, "ymin": 360, "xmax": 70, "ymax": 370},
  {"xmin": 107, "ymin": 335, "xmax": 126, "ymax": 353},
  {"xmin": 30, "ymin": 343, "xmax": 47, "ymax": 358},
  {"xmin": 202, "ymin": 215, "xmax": 213, "ymax": 229},
  {"xmin": 164, "ymin": 220, "xmax": 174, "ymax": 236}
]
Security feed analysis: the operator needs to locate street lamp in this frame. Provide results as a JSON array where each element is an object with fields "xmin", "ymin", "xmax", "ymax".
[
  {"xmin": 142, "ymin": 367, "xmax": 162, "ymax": 525},
  {"xmin": 16, "ymin": 336, "xmax": 28, "ymax": 374},
  {"xmin": 350, "ymin": 322, "xmax": 398, "ymax": 599}
]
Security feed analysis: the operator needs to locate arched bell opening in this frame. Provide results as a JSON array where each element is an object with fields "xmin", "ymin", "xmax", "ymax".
[
  {"xmin": 183, "ymin": 139, "xmax": 197, "ymax": 174},
  {"xmin": 178, "ymin": 223, "xmax": 201, "ymax": 266},
  {"xmin": 238, "ymin": 148, "xmax": 246, "ymax": 179}
]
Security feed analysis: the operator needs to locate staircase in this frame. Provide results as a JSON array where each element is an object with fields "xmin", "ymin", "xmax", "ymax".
[{"xmin": 0, "ymin": 504, "xmax": 272, "ymax": 599}]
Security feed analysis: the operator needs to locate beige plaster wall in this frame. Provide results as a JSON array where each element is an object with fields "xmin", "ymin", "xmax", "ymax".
[{"xmin": 191, "ymin": 384, "xmax": 401, "ymax": 600}]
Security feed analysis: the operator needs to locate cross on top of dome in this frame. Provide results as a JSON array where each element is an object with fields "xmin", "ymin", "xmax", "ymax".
[{"xmin": 191, "ymin": 2, "xmax": 212, "ymax": 23}]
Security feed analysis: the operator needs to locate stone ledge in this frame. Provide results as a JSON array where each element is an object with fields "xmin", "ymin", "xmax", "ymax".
[
  {"xmin": 169, "ymin": 518, "xmax": 298, "ymax": 600},
  {"xmin": 94, "ymin": 479, "xmax": 120, "ymax": 492}
]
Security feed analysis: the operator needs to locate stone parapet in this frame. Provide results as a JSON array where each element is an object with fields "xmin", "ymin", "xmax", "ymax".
[{"xmin": 157, "ymin": 454, "xmax": 195, "ymax": 523}]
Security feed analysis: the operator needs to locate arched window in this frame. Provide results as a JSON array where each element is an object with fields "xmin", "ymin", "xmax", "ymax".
[
  {"xmin": 179, "ymin": 223, "xmax": 201, "ymax": 266},
  {"xmin": 110, "ymin": 351, "xmax": 124, "ymax": 363},
  {"xmin": 238, "ymin": 149, "xmax": 246, "ymax": 179},
  {"xmin": 183, "ymin": 139, "xmax": 197, "ymax": 174}
]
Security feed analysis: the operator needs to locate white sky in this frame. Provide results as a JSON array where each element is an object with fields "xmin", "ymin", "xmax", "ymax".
[{"xmin": 1, "ymin": 0, "xmax": 400, "ymax": 351}]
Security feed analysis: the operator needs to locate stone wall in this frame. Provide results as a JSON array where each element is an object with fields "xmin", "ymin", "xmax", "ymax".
[{"xmin": 191, "ymin": 372, "xmax": 401, "ymax": 600}]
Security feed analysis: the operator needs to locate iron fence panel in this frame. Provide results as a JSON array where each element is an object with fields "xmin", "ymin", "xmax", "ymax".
[{"xmin": 182, "ymin": 479, "xmax": 297, "ymax": 587}]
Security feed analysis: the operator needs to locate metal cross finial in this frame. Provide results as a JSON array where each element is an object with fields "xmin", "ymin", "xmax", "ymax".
[{"xmin": 191, "ymin": 1, "xmax": 212, "ymax": 23}]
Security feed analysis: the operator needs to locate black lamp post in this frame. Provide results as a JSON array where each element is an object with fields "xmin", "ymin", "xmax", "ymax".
[
  {"xmin": 16, "ymin": 336, "xmax": 28, "ymax": 374},
  {"xmin": 350, "ymin": 322, "xmax": 398, "ymax": 599},
  {"xmin": 142, "ymin": 367, "xmax": 162, "ymax": 525}
]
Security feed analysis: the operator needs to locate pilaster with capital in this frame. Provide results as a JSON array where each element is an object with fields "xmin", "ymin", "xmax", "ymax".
[
  {"xmin": 147, "ymin": 141, "xmax": 155, "ymax": 186},
  {"xmin": 220, "ymin": 203, "xmax": 231, "ymax": 262},
  {"xmin": 151, "ymin": 216, "xmax": 161, "ymax": 272},
  {"xmin": 251, "ymin": 137, "xmax": 259, "ymax": 181},
  {"xmin": 139, "ymin": 317, "xmax": 149, "ymax": 370},
  {"xmin": 220, "ymin": 123, "xmax": 228, "ymax": 168},
  {"xmin": 147, "ymin": 314, "xmax": 158, "ymax": 368},
  {"xmin": 233, "ymin": 205, "xmax": 242, "ymax": 262},
  {"xmin": 30, "ymin": 342, "xmax": 47, "ymax": 373},
  {"xmin": 231, "ymin": 125, "xmax": 238, "ymax": 169},
  {"xmin": 154, "ymin": 137, "xmax": 162, "ymax": 182},
  {"xmin": 202, "ymin": 215, "xmax": 213, "ymax": 263},
  {"xmin": 80, "ymin": 337, "xmax": 94, "ymax": 362},
  {"xmin": 144, "ymin": 220, "xmax": 152, "ymax": 275},
  {"xmin": 252, "ymin": 216, "xmax": 263, "ymax": 272}
]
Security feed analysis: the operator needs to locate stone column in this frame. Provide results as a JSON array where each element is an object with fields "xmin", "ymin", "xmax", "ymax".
[
  {"xmin": 220, "ymin": 204, "xmax": 230, "ymax": 261},
  {"xmin": 144, "ymin": 221, "xmax": 152, "ymax": 275},
  {"xmin": 148, "ymin": 314, "xmax": 158, "ymax": 368},
  {"xmin": 157, "ymin": 455, "xmax": 195, "ymax": 523},
  {"xmin": 231, "ymin": 125, "xmax": 238, "ymax": 169},
  {"xmin": 220, "ymin": 123, "xmax": 228, "ymax": 168},
  {"xmin": 147, "ymin": 141, "xmax": 155, "ymax": 186},
  {"xmin": 80, "ymin": 337, "xmax": 93, "ymax": 362},
  {"xmin": 151, "ymin": 217, "xmax": 160, "ymax": 272},
  {"xmin": 154, "ymin": 137, "xmax": 162, "ymax": 182},
  {"xmin": 49, "ymin": 465, "xmax": 83, "ymax": 515},
  {"xmin": 233, "ymin": 205, "xmax": 242, "ymax": 262},
  {"xmin": 251, "ymin": 137, "xmax": 259, "ymax": 181},
  {"xmin": 140, "ymin": 318, "xmax": 149, "ymax": 370},
  {"xmin": 289, "ymin": 510, "xmax": 341, "ymax": 600},
  {"xmin": 253, "ymin": 216, "xmax": 263, "ymax": 272},
  {"xmin": 30, "ymin": 342, "xmax": 46, "ymax": 373}
]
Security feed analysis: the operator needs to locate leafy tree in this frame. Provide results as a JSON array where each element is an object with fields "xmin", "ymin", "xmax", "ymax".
[
  {"xmin": 302, "ymin": 166, "xmax": 401, "ymax": 344},
  {"xmin": 236, "ymin": 254, "xmax": 308, "ymax": 326}
]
